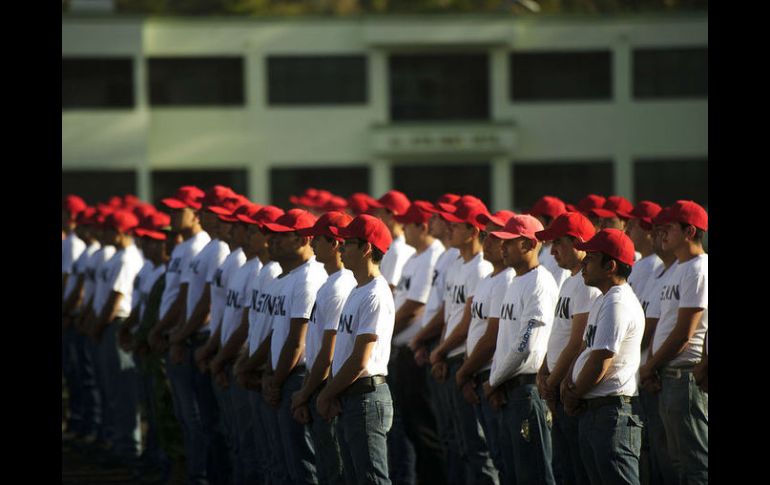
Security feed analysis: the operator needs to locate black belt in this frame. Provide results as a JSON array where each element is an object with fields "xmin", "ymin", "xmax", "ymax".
[
  {"xmin": 585, "ymin": 395, "xmax": 633, "ymax": 411},
  {"xmin": 474, "ymin": 369, "xmax": 491, "ymax": 385},
  {"xmin": 661, "ymin": 367, "xmax": 694, "ymax": 379},
  {"xmin": 446, "ymin": 353, "xmax": 465, "ymax": 367},
  {"xmin": 342, "ymin": 375, "xmax": 387, "ymax": 396},
  {"xmin": 502, "ymin": 373, "xmax": 537, "ymax": 392}
]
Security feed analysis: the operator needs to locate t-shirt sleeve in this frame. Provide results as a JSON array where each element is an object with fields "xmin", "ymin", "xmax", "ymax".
[
  {"xmin": 290, "ymin": 273, "xmax": 324, "ymax": 320},
  {"xmin": 574, "ymin": 282, "xmax": 602, "ymax": 315},
  {"xmin": 180, "ymin": 249, "xmax": 195, "ymax": 285},
  {"xmin": 488, "ymin": 276, "xmax": 509, "ymax": 319},
  {"xmin": 407, "ymin": 257, "xmax": 434, "ymax": 304},
  {"xmin": 520, "ymin": 277, "xmax": 555, "ymax": 327},
  {"xmin": 645, "ymin": 280, "xmax": 663, "ymax": 319},
  {"xmin": 466, "ymin": 262, "xmax": 491, "ymax": 299},
  {"xmin": 679, "ymin": 262, "xmax": 708, "ymax": 309},
  {"xmin": 322, "ymin": 290, "xmax": 350, "ymax": 332},
  {"xmin": 590, "ymin": 296, "xmax": 626, "ymax": 354},
  {"xmin": 112, "ymin": 257, "xmax": 141, "ymax": 297},
  {"xmin": 357, "ymin": 289, "xmax": 394, "ymax": 336},
  {"xmin": 206, "ymin": 246, "xmax": 230, "ymax": 283}
]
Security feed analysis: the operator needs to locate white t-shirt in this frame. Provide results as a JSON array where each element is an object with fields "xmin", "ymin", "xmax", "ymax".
[
  {"xmin": 652, "ymin": 254, "xmax": 708, "ymax": 368},
  {"xmin": 571, "ymin": 284, "xmax": 645, "ymax": 398},
  {"xmin": 160, "ymin": 231, "xmax": 210, "ymax": 321},
  {"xmin": 489, "ymin": 266, "xmax": 558, "ymax": 387},
  {"xmin": 466, "ymin": 268, "xmax": 515, "ymax": 372},
  {"xmin": 62, "ymin": 232, "xmax": 86, "ymax": 275},
  {"xmin": 380, "ymin": 234, "xmax": 416, "ymax": 287},
  {"xmin": 84, "ymin": 245, "xmax": 115, "ymax": 310},
  {"xmin": 306, "ymin": 269, "xmax": 357, "ymax": 369},
  {"xmin": 546, "ymin": 273, "xmax": 602, "ymax": 372},
  {"xmin": 392, "ymin": 240, "xmax": 444, "ymax": 347},
  {"xmin": 332, "ymin": 275, "xmax": 395, "ymax": 378},
  {"xmin": 269, "ymin": 258, "xmax": 328, "ymax": 370},
  {"xmin": 98, "ymin": 243, "xmax": 145, "ymax": 319},
  {"xmin": 183, "ymin": 235, "xmax": 222, "ymax": 322},
  {"xmin": 638, "ymin": 261, "xmax": 678, "ymax": 364},
  {"xmin": 220, "ymin": 257, "xmax": 263, "ymax": 345},
  {"xmin": 210, "ymin": 247, "xmax": 245, "ymax": 335},
  {"xmin": 421, "ymin": 246, "xmax": 459, "ymax": 328},
  {"xmin": 246, "ymin": 261, "xmax": 284, "ymax": 354},
  {"xmin": 137, "ymin": 263, "xmax": 166, "ymax": 322},
  {"xmin": 92, "ymin": 249, "xmax": 119, "ymax": 316},
  {"xmin": 627, "ymin": 253, "xmax": 663, "ymax": 303},
  {"xmin": 64, "ymin": 241, "xmax": 100, "ymax": 303},
  {"xmin": 540, "ymin": 244, "xmax": 570, "ymax": 290},
  {"xmin": 131, "ymin": 261, "xmax": 155, "ymax": 311},
  {"xmin": 443, "ymin": 251, "xmax": 493, "ymax": 358}
]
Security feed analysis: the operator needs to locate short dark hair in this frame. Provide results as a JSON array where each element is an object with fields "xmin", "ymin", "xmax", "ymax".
[
  {"xmin": 353, "ymin": 239, "xmax": 384, "ymax": 264},
  {"xmin": 540, "ymin": 215, "xmax": 554, "ymax": 227},
  {"xmin": 600, "ymin": 252, "xmax": 632, "ymax": 279},
  {"xmin": 679, "ymin": 223, "xmax": 705, "ymax": 243}
]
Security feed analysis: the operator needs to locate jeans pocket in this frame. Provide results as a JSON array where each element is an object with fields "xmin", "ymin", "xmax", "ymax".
[
  {"xmin": 625, "ymin": 414, "xmax": 644, "ymax": 457},
  {"xmin": 375, "ymin": 400, "xmax": 394, "ymax": 432}
]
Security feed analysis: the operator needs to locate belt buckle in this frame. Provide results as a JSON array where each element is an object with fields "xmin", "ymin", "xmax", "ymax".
[{"xmin": 666, "ymin": 368, "xmax": 682, "ymax": 379}]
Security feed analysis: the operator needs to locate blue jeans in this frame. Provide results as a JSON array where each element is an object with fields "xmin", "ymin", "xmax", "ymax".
[
  {"xmin": 638, "ymin": 387, "xmax": 676, "ymax": 485},
  {"xmin": 136, "ymin": 354, "xmax": 169, "ymax": 471},
  {"xmin": 63, "ymin": 325, "xmax": 83, "ymax": 433},
  {"xmin": 75, "ymin": 331, "xmax": 101, "ymax": 437},
  {"xmin": 473, "ymin": 380, "xmax": 507, "ymax": 484},
  {"xmin": 309, "ymin": 391, "xmax": 348, "ymax": 485},
  {"xmin": 387, "ymin": 348, "xmax": 416, "ymax": 485},
  {"xmin": 249, "ymin": 387, "xmax": 290, "ymax": 485},
  {"xmin": 276, "ymin": 370, "xmax": 318, "ymax": 484},
  {"xmin": 338, "ymin": 382, "xmax": 393, "ymax": 485},
  {"xmin": 229, "ymin": 368, "xmax": 262, "ymax": 484},
  {"xmin": 552, "ymin": 400, "xmax": 589, "ymax": 485},
  {"xmin": 445, "ymin": 360, "xmax": 498, "ymax": 485},
  {"xmin": 211, "ymin": 370, "xmax": 235, "ymax": 482},
  {"xmin": 498, "ymin": 382, "xmax": 555, "ymax": 485},
  {"xmin": 425, "ymin": 349, "xmax": 463, "ymax": 485},
  {"xmin": 578, "ymin": 399, "xmax": 642, "ymax": 485},
  {"xmin": 659, "ymin": 372, "xmax": 708, "ymax": 485}
]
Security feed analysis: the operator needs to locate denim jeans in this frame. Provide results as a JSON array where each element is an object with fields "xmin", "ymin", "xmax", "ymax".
[
  {"xmin": 552, "ymin": 400, "xmax": 589, "ymax": 485},
  {"xmin": 659, "ymin": 372, "xmax": 708, "ymax": 485},
  {"xmin": 387, "ymin": 347, "xmax": 416, "ymax": 485},
  {"xmin": 497, "ymin": 382, "xmax": 555, "ymax": 485},
  {"xmin": 276, "ymin": 370, "xmax": 318, "ymax": 484},
  {"xmin": 338, "ymin": 382, "xmax": 394, "ymax": 485},
  {"xmin": 578, "ymin": 398, "xmax": 642, "ymax": 485},
  {"xmin": 445, "ymin": 359, "xmax": 498, "ymax": 485},
  {"xmin": 63, "ymin": 325, "xmax": 83, "ymax": 433},
  {"xmin": 249, "ymin": 387, "xmax": 290, "ymax": 485},
  {"xmin": 229, "ymin": 368, "xmax": 262, "ymax": 484},
  {"xmin": 211, "ymin": 369, "xmax": 235, "ymax": 481},
  {"xmin": 136, "ymin": 354, "xmax": 169, "ymax": 471},
  {"xmin": 75, "ymin": 331, "xmax": 101, "ymax": 437},
  {"xmin": 309, "ymin": 391, "xmax": 347, "ymax": 485},
  {"xmin": 473, "ymin": 380, "xmax": 507, "ymax": 484},
  {"xmin": 639, "ymin": 387, "xmax": 676, "ymax": 485}
]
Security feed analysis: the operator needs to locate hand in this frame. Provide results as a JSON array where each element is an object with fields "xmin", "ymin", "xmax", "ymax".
[
  {"xmin": 536, "ymin": 365, "xmax": 550, "ymax": 397},
  {"xmin": 429, "ymin": 347, "xmax": 445, "ymax": 366},
  {"xmin": 461, "ymin": 380, "xmax": 480, "ymax": 405},
  {"xmin": 455, "ymin": 367, "xmax": 470, "ymax": 388},
  {"xmin": 208, "ymin": 355, "xmax": 223, "ymax": 377},
  {"xmin": 194, "ymin": 346, "xmax": 211, "ymax": 373},
  {"xmin": 487, "ymin": 387, "xmax": 507, "ymax": 411},
  {"xmin": 169, "ymin": 342, "xmax": 187, "ymax": 365},
  {"xmin": 215, "ymin": 370, "xmax": 230, "ymax": 389},
  {"xmin": 561, "ymin": 383, "xmax": 584, "ymax": 416},
  {"xmin": 413, "ymin": 346, "xmax": 429, "ymax": 367},
  {"xmin": 317, "ymin": 390, "xmax": 341, "ymax": 421},
  {"xmin": 291, "ymin": 390, "xmax": 308, "ymax": 412},
  {"xmin": 541, "ymin": 374, "xmax": 559, "ymax": 403},
  {"xmin": 292, "ymin": 403, "xmax": 311, "ymax": 424},
  {"xmin": 149, "ymin": 328, "xmax": 168, "ymax": 354},
  {"xmin": 408, "ymin": 336, "xmax": 422, "ymax": 352},
  {"xmin": 639, "ymin": 362, "xmax": 657, "ymax": 387},
  {"xmin": 430, "ymin": 361, "xmax": 448, "ymax": 382},
  {"xmin": 641, "ymin": 374, "xmax": 662, "ymax": 394},
  {"xmin": 694, "ymin": 360, "xmax": 708, "ymax": 393},
  {"xmin": 262, "ymin": 375, "xmax": 281, "ymax": 407}
]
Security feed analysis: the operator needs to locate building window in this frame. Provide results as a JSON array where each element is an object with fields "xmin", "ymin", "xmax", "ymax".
[
  {"xmin": 270, "ymin": 166, "xmax": 370, "ymax": 207},
  {"xmin": 148, "ymin": 57, "xmax": 244, "ymax": 106},
  {"xmin": 633, "ymin": 47, "xmax": 708, "ymax": 99},
  {"xmin": 510, "ymin": 51, "xmax": 612, "ymax": 101},
  {"xmin": 151, "ymin": 169, "xmax": 249, "ymax": 207},
  {"xmin": 267, "ymin": 55, "xmax": 368, "ymax": 105},
  {"xmin": 62, "ymin": 58, "xmax": 134, "ymax": 109},
  {"xmin": 389, "ymin": 54, "xmax": 489, "ymax": 121},
  {"xmin": 512, "ymin": 161, "xmax": 614, "ymax": 210},
  {"xmin": 392, "ymin": 163, "xmax": 491, "ymax": 205},
  {"xmin": 634, "ymin": 158, "xmax": 708, "ymax": 207},
  {"xmin": 62, "ymin": 170, "xmax": 137, "ymax": 204}
]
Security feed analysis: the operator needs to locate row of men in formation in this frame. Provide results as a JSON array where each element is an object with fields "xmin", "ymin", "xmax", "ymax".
[{"xmin": 62, "ymin": 186, "xmax": 708, "ymax": 485}]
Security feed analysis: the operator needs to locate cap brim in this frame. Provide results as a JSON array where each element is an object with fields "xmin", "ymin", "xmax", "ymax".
[
  {"xmin": 572, "ymin": 240, "xmax": 598, "ymax": 252},
  {"xmin": 135, "ymin": 228, "xmax": 167, "ymax": 240},
  {"xmin": 589, "ymin": 208, "xmax": 617, "ymax": 219},
  {"xmin": 234, "ymin": 214, "xmax": 258, "ymax": 224},
  {"xmin": 535, "ymin": 227, "xmax": 562, "ymax": 242},
  {"xmin": 615, "ymin": 209, "xmax": 633, "ymax": 219},
  {"xmin": 439, "ymin": 211, "xmax": 464, "ymax": 224},
  {"xmin": 489, "ymin": 230, "xmax": 522, "ymax": 240},
  {"xmin": 262, "ymin": 221, "xmax": 296, "ymax": 232},
  {"xmin": 161, "ymin": 198, "xmax": 188, "ymax": 209},
  {"xmin": 208, "ymin": 206, "xmax": 234, "ymax": 216},
  {"xmin": 296, "ymin": 226, "xmax": 317, "ymax": 237}
]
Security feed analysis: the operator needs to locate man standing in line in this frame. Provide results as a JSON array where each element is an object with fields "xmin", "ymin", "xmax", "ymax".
[
  {"xmin": 625, "ymin": 201, "xmax": 663, "ymax": 300},
  {"xmin": 528, "ymin": 196, "xmax": 570, "ymax": 290},
  {"xmin": 369, "ymin": 190, "xmax": 415, "ymax": 292},
  {"xmin": 560, "ymin": 229, "xmax": 645, "ymax": 485}
]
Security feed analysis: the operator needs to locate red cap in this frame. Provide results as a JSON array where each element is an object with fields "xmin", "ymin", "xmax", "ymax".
[
  {"xmin": 162, "ymin": 186, "xmax": 205, "ymax": 210},
  {"xmin": 75, "ymin": 207, "xmax": 97, "ymax": 226},
  {"xmin": 437, "ymin": 193, "xmax": 461, "ymax": 205},
  {"xmin": 237, "ymin": 205, "xmax": 285, "ymax": 226},
  {"xmin": 64, "ymin": 195, "xmax": 87, "ymax": 219},
  {"xmin": 132, "ymin": 203, "xmax": 157, "ymax": 222},
  {"xmin": 574, "ymin": 228, "xmax": 636, "ymax": 267},
  {"xmin": 290, "ymin": 188, "xmax": 334, "ymax": 209},
  {"xmin": 490, "ymin": 214, "xmax": 544, "ymax": 241},
  {"xmin": 668, "ymin": 200, "xmax": 708, "ymax": 231},
  {"xmin": 200, "ymin": 185, "xmax": 236, "ymax": 209},
  {"xmin": 565, "ymin": 203, "xmax": 578, "ymax": 212},
  {"xmin": 106, "ymin": 210, "xmax": 140, "ymax": 234},
  {"xmin": 328, "ymin": 214, "xmax": 392, "ymax": 253},
  {"xmin": 219, "ymin": 203, "xmax": 260, "ymax": 223},
  {"xmin": 348, "ymin": 192, "xmax": 378, "ymax": 216},
  {"xmin": 122, "ymin": 194, "xmax": 141, "ymax": 208},
  {"xmin": 589, "ymin": 195, "xmax": 634, "ymax": 219},
  {"xmin": 262, "ymin": 208, "xmax": 317, "ymax": 233},
  {"xmin": 652, "ymin": 207, "xmax": 674, "ymax": 226},
  {"xmin": 529, "ymin": 196, "xmax": 567, "ymax": 219},
  {"xmin": 439, "ymin": 199, "xmax": 490, "ymax": 230},
  {"xmin": 394, "ymin": 201, "xmax": 435, "ymax": 225},
  {"xmin": 107, "ymin": 196, "xmax": 123, "ymax": 208},
  {"xmin": 322, "ymin": 196, "xmax": 349, "ymax": 212},
  {"xmin": 95, "ymin": 205, "xmax": 115, "ymax": 227},
  {"xmin": 629, "ymin": 201, "xmax": 662, "ymax": 230},
  {"xmin": 535, "ymin": 212, "xmax": 596, "ymax": 242},
  {"xmin": 297, "ymin": 211, "xmax": 354, "ymax": 241},
  {"xmin": 477, "ymin": 209, "xmax": 517, "ymax": 228},
  {"xmin": 577, "ymin": 194, "xmax": 606, "ymax": 214},
  {"xmin": 134, "ymin": 211, "xmax": 170, "ymax": 240},
  {"xmin": 369, "ymin": 190, "xmax": 411, "ymax": 216}
]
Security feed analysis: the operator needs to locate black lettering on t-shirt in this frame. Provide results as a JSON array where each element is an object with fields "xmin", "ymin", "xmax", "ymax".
[
  {"xmin": 555, "ymin": 296, "xmax": 571, "ymax": 319},
  {"xmin": 339, "ymin": 314, "xmax": 353, "ymax": 334},
  {"xmin": 472, "ymin": 300, "xmax": 484, "ymax": 320},
  {"xmin": 451, "ymin": 285, "xmax": 466, "ymax": 305},
  {"xmin": 585, "ymin": 324, "xmax": 597, "ymax": 348},
  {"xmin": 500, "ymin": 303, "xmax": 515, "ymax": 320}
]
